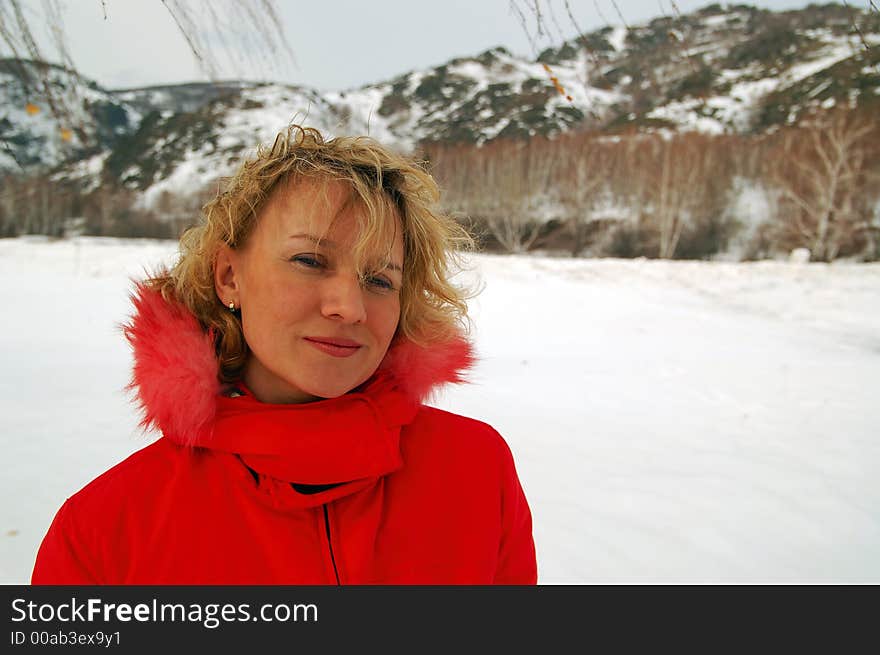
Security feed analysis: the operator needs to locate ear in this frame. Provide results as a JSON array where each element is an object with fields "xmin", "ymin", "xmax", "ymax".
[{"xmin": 214, "ymin": 244, "xmax": 241, "ymax": 308}]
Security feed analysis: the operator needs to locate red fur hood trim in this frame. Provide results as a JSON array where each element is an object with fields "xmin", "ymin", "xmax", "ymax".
[{"xmin": 122, "ymin": 283, "xmax": 475, "ymax": 445}]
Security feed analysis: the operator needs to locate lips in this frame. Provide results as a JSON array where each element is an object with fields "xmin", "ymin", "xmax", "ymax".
[{"xmin": 303, "ymin": 336, "xmax": 363, "ymax": 358}]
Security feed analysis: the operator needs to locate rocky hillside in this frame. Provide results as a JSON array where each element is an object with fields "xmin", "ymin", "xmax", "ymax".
[
  {"xmin": 0, "ymin": 58, "xmax": 140, "ymax": 170},
  {"xmin": 1, "ymin": 2, "xmax": 877, "ymax": 204}
]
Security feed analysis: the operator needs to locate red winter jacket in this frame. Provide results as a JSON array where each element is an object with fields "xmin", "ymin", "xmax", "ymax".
[{"xmin": 31, "ymin": 285, "xmax": 537, "ymax": 584}]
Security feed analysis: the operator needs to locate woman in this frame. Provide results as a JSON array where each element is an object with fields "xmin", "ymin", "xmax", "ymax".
[{"xmin": 31, "ymin": 125, "xmax": 537, "ymax": 584}]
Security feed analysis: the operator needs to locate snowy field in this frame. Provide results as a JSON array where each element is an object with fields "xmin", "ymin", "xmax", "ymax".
[{"xmin": 1, "ymin": 236, "xmax": 879, "ymax": 584}]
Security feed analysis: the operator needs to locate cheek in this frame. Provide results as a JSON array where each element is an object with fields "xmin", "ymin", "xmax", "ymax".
[
  {"xmin": 242, "ymin": 287, "xmax": 310, "ymax": 344},
  {"xmin": 369, "ymin": 297, "xmax": 401, "ymax": 345},
  {"xmin": 255, "ymin": 273, "xmax": 314, "ymax": 315}
]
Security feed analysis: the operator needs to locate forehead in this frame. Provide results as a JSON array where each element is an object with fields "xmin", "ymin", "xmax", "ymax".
[{"xmin": 254, "ymin": 176, "xmax": 404, "ymax": 260}]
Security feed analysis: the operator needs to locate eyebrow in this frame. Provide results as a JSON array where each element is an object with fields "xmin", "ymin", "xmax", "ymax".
[
  {"xmin": 288, "ymin": 233, "xmax": 403, "ymax": 272},
  {"xmin": 288, "ymin": 233, "xmax": 333, "ymax": 247}
]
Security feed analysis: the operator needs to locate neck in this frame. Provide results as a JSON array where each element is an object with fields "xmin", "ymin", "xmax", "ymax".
[{"xmin": 242, "ymin": 358, "xmax": 322, "ymax": 405}]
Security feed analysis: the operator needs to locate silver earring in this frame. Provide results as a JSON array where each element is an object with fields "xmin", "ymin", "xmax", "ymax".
[{"xmin": 228, "ymin": 301, "xmax": 236, "ymax": 312}]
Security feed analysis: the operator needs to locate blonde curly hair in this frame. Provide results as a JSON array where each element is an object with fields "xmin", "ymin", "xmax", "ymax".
[{"xmin": 149, "ymin": 125, "xmax": 474, "ymax": 383}]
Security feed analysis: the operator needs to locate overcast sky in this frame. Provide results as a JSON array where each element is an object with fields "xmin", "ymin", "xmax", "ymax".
[{"xmin": 11, "ymin": 0, "xmax": 824, "ymax": 91}]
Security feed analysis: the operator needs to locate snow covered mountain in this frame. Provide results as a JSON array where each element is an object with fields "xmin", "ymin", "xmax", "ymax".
[
  {"xmin": 0, "ymin": 58, "xmax": 140, "ymax": 170},
  {"xmin": 2, "ymin": 3, "xmax": 877, "ymax": 203}
]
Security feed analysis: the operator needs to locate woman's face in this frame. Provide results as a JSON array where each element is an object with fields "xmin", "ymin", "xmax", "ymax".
[{"xmin": 214, "ymin": 178, "xmax": 404, "ymax": 404}]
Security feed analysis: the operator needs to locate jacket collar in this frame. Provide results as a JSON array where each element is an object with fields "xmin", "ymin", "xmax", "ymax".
[
  {"xmin": 204, "ymin": 373, "xmax": 417, "ymax": 505},
  {"xmin": 122, "ymin": 282, "xmax": 474, "ymax": 452}
]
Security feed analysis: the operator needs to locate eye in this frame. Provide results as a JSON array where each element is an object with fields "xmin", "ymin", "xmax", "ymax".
[
  {"xmin": 363, "ymin": 273, "xmax": 396, "ymax": 292},
  {"xmin": 290, "ymin": 254, "xmax": 324, "ymax": 269}
]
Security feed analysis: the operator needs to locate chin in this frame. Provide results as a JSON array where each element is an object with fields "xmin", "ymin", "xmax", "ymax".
[{"xmin": 301, "ymin": 373, "xmax": 370, "ymax": 400}]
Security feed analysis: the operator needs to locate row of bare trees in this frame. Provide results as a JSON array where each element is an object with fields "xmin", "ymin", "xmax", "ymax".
[
  {"xmin": 425, "ymin": 108, "xmax": 880, "ymax": 262},
  {"xmin": 427, "ymin": 131, "xmax": 735, "ymax": 258},
  {"xmin": 0, "ymin": 177, "xmax": 202, "ymax": 240},
  {"xmin": 2, "ymin": 108, "xmax": 878, "ymax": 262}
]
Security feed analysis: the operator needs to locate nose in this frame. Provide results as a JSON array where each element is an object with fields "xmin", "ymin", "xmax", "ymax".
[{"xmin": 320, "ymin": 272, "xmax": 367, "ymax": 324}]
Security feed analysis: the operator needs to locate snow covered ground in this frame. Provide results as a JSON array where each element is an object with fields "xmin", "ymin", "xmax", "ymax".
[{"xmin": 1, "ymin": 237, "xmax": 878, "ymax": 584}]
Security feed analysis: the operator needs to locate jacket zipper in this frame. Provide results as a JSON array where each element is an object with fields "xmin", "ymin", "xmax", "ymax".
[{"xmin": 323, "ymin": 505, "xmax": 341, "ymax": 585}]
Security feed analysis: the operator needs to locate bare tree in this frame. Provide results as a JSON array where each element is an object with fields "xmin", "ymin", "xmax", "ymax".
[
  {"xmin": 615, "ymin": 135, "xmax": 691, "ymax": 258},
  {"xmin": 0, "ymin": 172, "xmax": 77, "ymax": 236},
  {"xmin": 612, "ymin": 132, "xmax": 737, "ymax": 259},
  {"xmin": 153, "ymin": 184, "xmax": 214, "ymax": 236},
  {"xmin": 553, "ymin": 131, "xmax": 610, "ymax": 256},
  {"xmin": 654, "ymin": 136, "xmax": 703, "ymax": 259},
  {"xmin": 768, "ymin": 109, "xmax": 880, "ymax": 262},
  {"xmin": 437, "ymin": 137, "xmax": 559, "ymax": 253}
]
